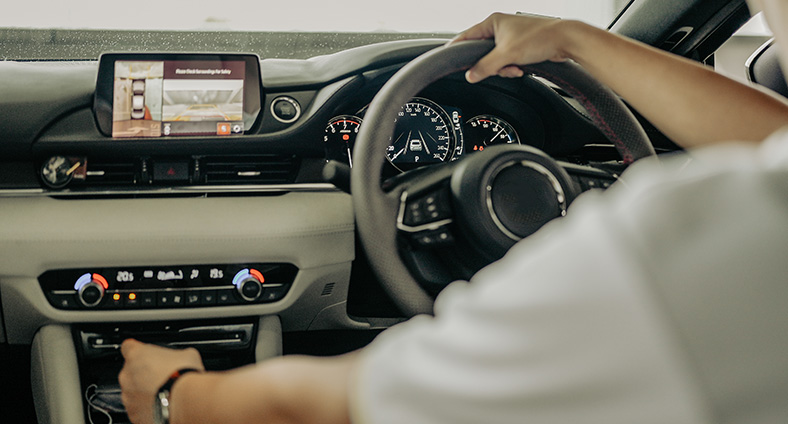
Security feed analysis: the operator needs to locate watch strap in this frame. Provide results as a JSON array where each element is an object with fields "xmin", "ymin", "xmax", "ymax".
[
  {"xmin": 159, "ymin": 368, "xmax": 199, "ymax": 393},
  {"xmin": 155, "ymin": 368, "xmax": 199, "ymax": 424}
]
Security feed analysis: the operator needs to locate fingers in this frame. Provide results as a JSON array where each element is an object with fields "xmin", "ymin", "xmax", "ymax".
[
  {"xmin": 497, "ymin": 65, "xmax": 525, "ymax": 79},
  {"xmin": 465, "ymin": 48, "xmax": 518, "ymax": 83},
  {"xmin": 120, "ymin": 338, "xmax": 140, "ymax": 358},
  {"xmin": 449, "ymin": 12, "xmax": 500, "ymax": 45}
]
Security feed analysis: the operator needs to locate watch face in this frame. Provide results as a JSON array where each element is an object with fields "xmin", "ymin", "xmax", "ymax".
[{"xmin": 154, "ymin": 390, "xmax": 170, "ymax": 424}]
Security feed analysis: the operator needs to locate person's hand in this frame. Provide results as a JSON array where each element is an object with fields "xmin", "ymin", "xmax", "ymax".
[
  {"xmin": 450, "ymin": 13, "xmax": 573, "ymax": 83},
  {"xmin": 119, "ymin": 339, "xmax": 205, "ymax": 424}
]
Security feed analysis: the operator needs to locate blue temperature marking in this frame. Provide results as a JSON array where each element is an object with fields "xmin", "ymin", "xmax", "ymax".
[
  {"xmin": 74, "ymin": 273, "xmax": 92, "ymax": 290},
  {"xmin": 232, "ymin": 269, "xmax": 250, "ymax": 288}
]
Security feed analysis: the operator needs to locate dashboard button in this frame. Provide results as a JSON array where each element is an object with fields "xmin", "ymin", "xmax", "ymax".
[
  {"xmin": 153, "ymin": 161, "xmax": 189, "ymax": 182},
  {"xmin": 138, "ymin": 292, "xmax": 156, "ymax": 308},
  {"xmin": 125, "ymin": 292, "xmax": 141, "ymax": 308},
  {"xmin": 185, "ymin": 292, "xmax": 201, "ymax": 306},
  {"xmin": 50, "ymin": 293, "xmax": 79, "ymax": 310},
  {"xmin": 157, "ymin": 291, "xmax": 185, "ymax": 307},
  {"xmin": 217, "ymin": 290, "xmax": 235, "ymax": 305},
  {"xmin": 271, "ymin": 97, "xmax": 301, "ymax": 123},
  {"xmin": 200, "ymin": 290, "xmax": 217, "ymax": 305},
  {"xmin": 262, "ymin": 285, "xmax": 288, "ymax": 302}
]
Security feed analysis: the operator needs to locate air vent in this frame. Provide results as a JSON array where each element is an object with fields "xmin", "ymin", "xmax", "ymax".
[
  {"xmin": 320, "ymin": 283, "xmax": 336, "ymax": 297},
  {"xmin": 84, "ymin": 159, "xmax": 137, "ymax": 186},
  {"xmin": 201, "ymin": 155, "xmax": 298, "ymax": 185}
]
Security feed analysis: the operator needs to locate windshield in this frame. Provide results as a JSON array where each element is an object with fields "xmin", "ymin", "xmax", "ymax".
[{"xmin": 1, "ymin": 0, "xmax": 631, "ymax": 60}]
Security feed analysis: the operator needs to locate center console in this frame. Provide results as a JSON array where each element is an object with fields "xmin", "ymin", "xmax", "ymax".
[
  {"xmin": 33, "ymin": 262, "xmax": 297, "ymax": 424},
  {"xmin": 40, "ymin": 263, "xmax": 298, "ymax": 310}
]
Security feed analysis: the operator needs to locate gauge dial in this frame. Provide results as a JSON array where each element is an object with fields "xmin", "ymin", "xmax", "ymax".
[
  {"xmin": 465, "ymin": 115, "xmax": 519, "ymax": 152},
  {"xmin": 386, "ymin": 98, "xmax": 457, "ymax": 171},
  {"xmin": 324, "ymin": 115, "xmax": 362, "ymax": 167},
  {"xmin": 41, "ymin": 155, "xmax": 78, "ymax": 189}
]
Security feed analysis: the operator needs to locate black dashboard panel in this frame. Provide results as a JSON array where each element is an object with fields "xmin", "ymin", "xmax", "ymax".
[{"xmin": 0, "ymin": 39, "xmax": 621, "ymax": 198}]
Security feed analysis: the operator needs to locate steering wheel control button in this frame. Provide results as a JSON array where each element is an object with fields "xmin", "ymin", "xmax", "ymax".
[
  {"xmin": 573, "ymin": 175, "xmax": 614, "ymax": 192},
  {"xmin": 39, "ymin": 263, "xmax": 297, "ymax": 310},
  {"xmin": 414, "ymin": 228, "xmax": 454, "ymax": 247},
  {"xmin": 402, "ymin": 189, "xmax": 452, "ymax": 228},
  {"xmin": 271, "ymin": 96, "xmax": 301, "ymax": 123}
]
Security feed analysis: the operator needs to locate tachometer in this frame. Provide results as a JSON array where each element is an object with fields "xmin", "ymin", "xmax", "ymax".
[
  {"xmin": 386, "ymin": 98, "xmax": 458, "ymax": 171},
  {"xmin": 465, "ymin": 115, "xmax": 519, "ymax": 152},
  {"xmin": 324, "ymin": 115, "xmax": 362, "ymax": 167}
]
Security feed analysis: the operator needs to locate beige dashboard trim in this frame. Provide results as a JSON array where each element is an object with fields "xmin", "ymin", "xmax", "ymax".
[
  {"xmin": 0, "ymin": 183, "xmax": 340, "ymax": 198},
  {"xmin": 0, "ymin": 191, "xmax": 356, "ymax": 343}
]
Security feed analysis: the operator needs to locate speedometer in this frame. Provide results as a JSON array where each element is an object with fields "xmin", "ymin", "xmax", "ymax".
[{"xmin": 386, "ymin": 98, "xmax": 458, "ymax": 171}]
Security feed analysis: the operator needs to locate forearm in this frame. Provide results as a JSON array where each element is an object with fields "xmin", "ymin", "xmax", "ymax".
[
  {"xmin": 559, "ymin": 20, "xmax": 788, "ymax": 148},
  {"xmin": 170, "ymin": 354, "xmax": 356, "ymax": 424}
]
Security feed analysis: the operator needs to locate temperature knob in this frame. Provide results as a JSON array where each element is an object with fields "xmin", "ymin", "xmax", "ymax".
[
  {"xmin": 233, "ymin": 269, "xmax": 265, "ymax": 302},
  {"xmin": 74, "ymin": 273, "xmax": 108, "ymax": 308}
]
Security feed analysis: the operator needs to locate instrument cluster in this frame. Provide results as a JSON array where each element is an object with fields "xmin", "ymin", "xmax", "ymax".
[{"xmin": 323, "ymin": 97, "xmax": 523, "ymax": 172}]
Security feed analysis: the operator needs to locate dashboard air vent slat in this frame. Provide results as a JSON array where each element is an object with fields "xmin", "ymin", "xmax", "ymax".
[
  {"xmin": 84, "ymin": 160, "xmax": 137, "ymax": 185},
  {"xmin": 202, "ymin": 155, "xmax": 298, "ymax": 185}
]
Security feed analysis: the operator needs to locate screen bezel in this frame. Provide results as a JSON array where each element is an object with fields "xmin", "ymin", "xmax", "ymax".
[{"xmin": 94, "ymin": 53, "xmax": 262, "ymax": 138}]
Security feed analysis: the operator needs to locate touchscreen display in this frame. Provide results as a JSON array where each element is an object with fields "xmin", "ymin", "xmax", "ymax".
[{"xmin": 111, "ymin": 60, "xmax": 246, "ymax": 138}]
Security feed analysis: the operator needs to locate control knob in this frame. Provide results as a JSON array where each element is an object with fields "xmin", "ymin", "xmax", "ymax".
[
  {"xmin": 74, "ymin": 273, "xmax": 109, "ymax": 308},
  {"xmin": 233, "ymin": 269, "xmax": 265, "ymax": 302}
]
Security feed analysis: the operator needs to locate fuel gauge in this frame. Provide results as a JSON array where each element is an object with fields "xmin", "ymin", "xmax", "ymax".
[
  {"xmin": 324, "ymin": 115, "xmax": 362, "ymax": 167},
  {"xmin": 465, "ymin": 115, "xmax": 519, "ymax": 153}
]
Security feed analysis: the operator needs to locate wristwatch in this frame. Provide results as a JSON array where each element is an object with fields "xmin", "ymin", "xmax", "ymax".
[{"xmin": 153, "ymin": 368, "xmax": 199, "ymax": 424}]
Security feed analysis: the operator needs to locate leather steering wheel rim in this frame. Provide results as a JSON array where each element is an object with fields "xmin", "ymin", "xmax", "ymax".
[{"xmin": 351, "ymin": 39, "xmax": 654, "ymax": 317}]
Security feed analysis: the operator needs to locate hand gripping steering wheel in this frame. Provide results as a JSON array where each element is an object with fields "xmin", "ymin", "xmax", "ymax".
[{"xmin": 352, "ymin": 39, "xmax": 655, "ymax": 316}]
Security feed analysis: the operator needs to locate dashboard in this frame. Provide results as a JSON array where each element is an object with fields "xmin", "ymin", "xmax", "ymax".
[
  {"xmin": 0, "ymin": 38, "xmax": 638, "ymax": 424},
  {"xmin": 0, "ymin": 39, "xmax": 620, "ymax": 345}
]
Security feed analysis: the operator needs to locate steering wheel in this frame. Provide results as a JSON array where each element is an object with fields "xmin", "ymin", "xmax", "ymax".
[{"xmin": 352, "ymin": 39, "xmax": 655, "ymax": 317}]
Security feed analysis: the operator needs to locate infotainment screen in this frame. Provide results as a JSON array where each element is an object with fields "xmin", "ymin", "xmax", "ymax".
[{"xmin": 94, "ymin": 53, "xmax": 262, "ymax": 138}]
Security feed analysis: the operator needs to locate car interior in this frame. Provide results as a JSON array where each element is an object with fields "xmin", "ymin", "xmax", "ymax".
[{"xmin": 0, "ymin": 0, "xmax": 781, "ymax": 422}]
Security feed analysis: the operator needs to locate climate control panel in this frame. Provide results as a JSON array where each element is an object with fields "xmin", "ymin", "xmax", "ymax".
[{"xmin": 39, "ymin": 263, "xmax": 298, "ymax": 310}]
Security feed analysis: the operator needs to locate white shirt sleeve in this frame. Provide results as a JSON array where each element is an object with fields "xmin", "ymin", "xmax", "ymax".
[{"xmin": 349, "ymin": 183, "xmax": 713, "ymax": 424}]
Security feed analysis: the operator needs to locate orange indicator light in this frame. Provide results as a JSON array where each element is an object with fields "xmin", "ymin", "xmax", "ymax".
[
  {"xmin": 249, "ymin": 269, "xmax": 265, "ymax": 283},
  {"xmin": 128, "ymin": 293, "xmax": 137, "ymax": 301},
  {"xmin": 342, "ymin": 134, "xmax": 350, "ymax": 141},
  {"xmin": 113, "ymin": 293, "xmax": 121, "ymax": 301},
  {"xmin": 93, "ymin": 273, "xmax": 109, "ymax": 289}
]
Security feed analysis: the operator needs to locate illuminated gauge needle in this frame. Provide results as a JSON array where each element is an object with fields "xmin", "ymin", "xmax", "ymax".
[
  {"xmin": 347, "ymin": 147, "xmax": 353, "ymax": 168},
  {"xmin": 418, "ymin": 131, "xmax": 431, "ymax": 154},
  {"xmin": 490, "ymin": 126, "xmax": 506, "ymax": 144},
  {"xmin": 390, "ymin": 131, "xmax": 411, "ymax": 161},
  {"xmin": 66, "ymin": 161, "xmax": 81, "ymax": 176}
]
